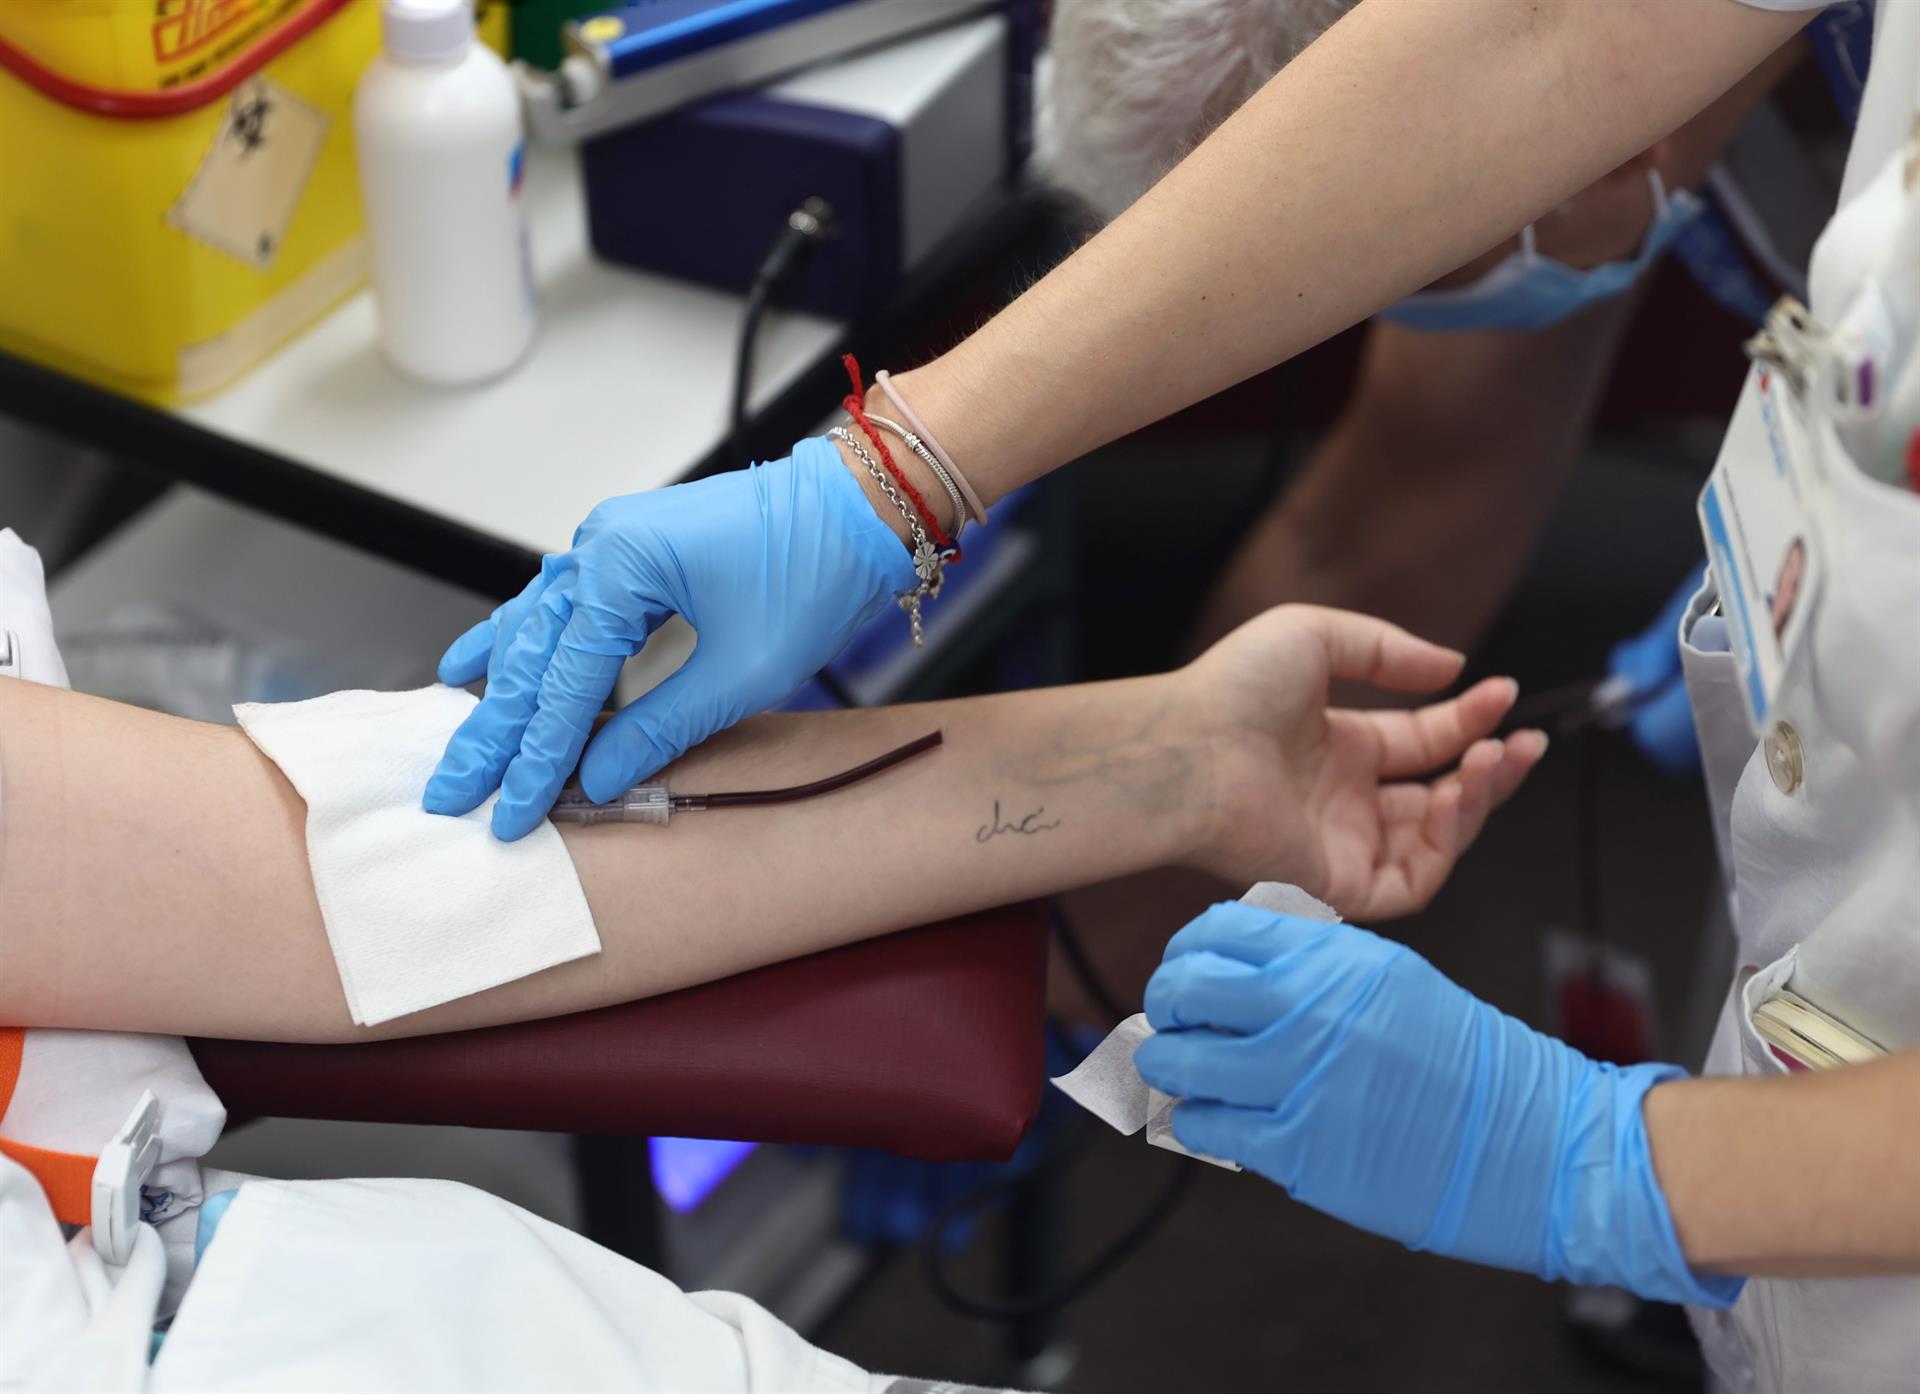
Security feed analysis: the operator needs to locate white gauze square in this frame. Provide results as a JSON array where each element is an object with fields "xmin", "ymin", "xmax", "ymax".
[
  {"xmin": 1051, "ymin": 882, "xmax": 1342, "ymax": 1170},
  {"xmin": 235, "ymin": 686, "xmax": 601, "ymax": 1027}
]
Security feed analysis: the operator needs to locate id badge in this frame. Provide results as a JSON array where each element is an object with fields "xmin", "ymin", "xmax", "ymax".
[{"xmin": 1697, "ymin": 365, "xmax": 1825, "ymax": 732}]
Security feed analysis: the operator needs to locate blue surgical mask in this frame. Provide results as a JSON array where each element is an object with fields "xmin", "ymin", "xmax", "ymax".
[{"xmin": 1379, "ymin": 171, "xmax": 1703, "ymax": 333}]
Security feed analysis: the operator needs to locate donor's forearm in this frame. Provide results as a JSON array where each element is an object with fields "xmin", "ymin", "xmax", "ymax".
[{"xmin": 0, "ymin": 677, "xmax": 1218, "ymax": 1042}]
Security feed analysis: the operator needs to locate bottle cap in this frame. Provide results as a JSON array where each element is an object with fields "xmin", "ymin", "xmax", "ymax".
[{"xmin": 381, "ymin": 0, "xmax": 473, "ymax": 65}]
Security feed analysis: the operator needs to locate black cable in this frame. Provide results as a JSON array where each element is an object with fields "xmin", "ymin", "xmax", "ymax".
[
  {"xmin": 912, "ymin": 907, "xmax": 1192, "ymax": 1323},
  {"xmin": 805, "ymin": 531, "xmax": 1192, "ymax": 1327},
  {"xmin": 730, "ymin": 198, "xmax": 837, "ymax": 466},
  {"xmin": 919, "ymin": 1121, "xmax": 1196, "ymax": 1321},
  {"xmin": 1498, "ymin": 668, "xmax": 1683, "ymax": 739},
  {"xmin": 1576, "ymin": 722, "xmax": 1606, "ymax": 978},
  {"xmin": 1498, "ymin": 668, "xmax": 1686, "ymax": 1023}
]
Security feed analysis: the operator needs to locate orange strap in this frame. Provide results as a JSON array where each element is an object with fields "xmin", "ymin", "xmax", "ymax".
[{"xmin": 0, "ymin": 1026, "xmax": 99, "ymax": 1226}]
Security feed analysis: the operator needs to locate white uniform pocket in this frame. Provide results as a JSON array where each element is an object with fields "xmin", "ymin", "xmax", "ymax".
[
  {"xmin": 1679, "ymin": 573, "xmax": 1756, "ymax": 895},
  {"xmin": 1734, "ymin": 947, "xmax": 1801, "ymax": 1079}
]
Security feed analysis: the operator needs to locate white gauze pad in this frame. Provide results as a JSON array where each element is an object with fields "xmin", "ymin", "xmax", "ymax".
[
  {"xmin": 1050, "ymin": 882, "xmax": 1342, "ymax": 1170},
  {"xmin": 235, "ymin": 686, "xmax": 601, "ymax": 1027}
]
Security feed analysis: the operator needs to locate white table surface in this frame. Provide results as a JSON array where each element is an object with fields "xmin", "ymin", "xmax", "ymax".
[{"xmin": 179, "ymin": 147, "xmax": 844, "ymax": 560}]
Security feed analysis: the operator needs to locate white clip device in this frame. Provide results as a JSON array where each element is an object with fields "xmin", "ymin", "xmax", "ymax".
[
  {"xmin": 0, "ymin": 628, "xmax": 20, "ymax": 678},
  {"xmin": 91, "ymin": 1090, "xmax": 161, "ymax": 1266}
]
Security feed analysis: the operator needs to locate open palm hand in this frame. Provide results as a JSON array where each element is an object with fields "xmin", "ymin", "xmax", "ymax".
[{"xmin": 1185, "ymin": 606, "xmax": 1547, "ymax": 919}]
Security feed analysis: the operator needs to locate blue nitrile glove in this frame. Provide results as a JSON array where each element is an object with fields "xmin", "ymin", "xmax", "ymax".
[
  {"xmin": 1607, "ymin": 561, "xmax": 1706, "ymax": 777},
  {"xmin": 195, "ymin": 1188, "xmax": 238, "ymax": 1266},
  {"xmin": 1134, "ymin": 902, "xmax": 1741, "ymax": 1307},
  {"xmin": 424, "ymin": 437, "xmax": 914, "ymax": 839}
]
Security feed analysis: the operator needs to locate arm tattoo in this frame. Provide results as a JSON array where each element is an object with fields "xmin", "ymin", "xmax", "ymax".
[{"xmin": 976, "ymin": 799, "xmax": 1063, "ymax": 843}]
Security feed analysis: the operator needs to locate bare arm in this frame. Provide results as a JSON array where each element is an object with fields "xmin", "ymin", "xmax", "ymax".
[
  {"xmin": 1187, "ymin": 30, "xmax": 1805, "ymax": 654},
  {"xmin": 851, "ymin": 0, "xmax": 1805, "ymax": 527},
  {"xmin": 0, "ymin": 608, "xmax": 1543, "ymax": 1044},
  {"xmin": 1193, "ymin": 299, "xmax": 1641, "ymax": 653},
  {"xmin": 1648, "ymin": 1055, "xmax": 1920, "ymax": 1276}
]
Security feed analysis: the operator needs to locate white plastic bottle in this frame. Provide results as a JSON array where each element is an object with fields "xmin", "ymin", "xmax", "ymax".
[{"xmin": 354, "ymin": 0, "xmax": 534, "ymax": 385}]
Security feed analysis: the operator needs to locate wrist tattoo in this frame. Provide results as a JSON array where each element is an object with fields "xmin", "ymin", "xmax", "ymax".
[{"xmin": 976, "ymin": 800, "xmax": 1062, "ymax": 844}]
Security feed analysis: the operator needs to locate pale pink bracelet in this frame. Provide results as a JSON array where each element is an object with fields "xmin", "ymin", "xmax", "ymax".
[{"xmin": 873, "ymin": 370, "xmax": 988, "ymax": 526}]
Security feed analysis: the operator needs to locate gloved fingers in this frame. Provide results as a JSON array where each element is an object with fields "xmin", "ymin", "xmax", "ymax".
[
  {"xmin": 422, "ymin": 581, "xmax": 572, "ymax": 817},
  {"xmin": 491, "ymin": 616, "xmax": 633, "ymax": 841},
  {"xmin": 1298, "ymin": 606, "xmax": 1466, "ymax": 694},
  {"xmin": 438, "ymin": 567, "xmax": 551, "ymax": 689},
  {"xmin": 484, "ymin": 562, "xmax": 570, "ymax": 679},
  {"xmin": 1626, "ymin": 681, "xmax": 1701, "ymax": 777},
  {"xmin": 194, "ymin": 1188, "xmax": 240, "ymax": 1267},
  {"xmin": 1167, "ymin": 1100, "xmax": 1273, "ymax": 1175},
  {"xmin": 1609, "ymin": 559, "xmax": 1707, "ymax": 688},
  {"xmin": 437, "ymin": 618, "xmax": 496, "ymax": 687},
  {"xmin": 801, "ymin": 436, "xmax": 925, "ymax": 596},
  {"xmin": 1132, "ymin": 1026, "xmax": 1297, "ymax": 1109},
  {"xmin": 1607, "ymin": 631, "xmax": 1672, "ymax": 689},
  {"xmin": 1353, "ymin": 675, "xmax": 1518, "ymax": 778},
  {"xmin": 1145, "ymin": 949, "xmax": 1309, "ymax": 1035},
  {"xmin": 1159, "ymin": 901, "xmax": 1339, "ymax": 967},
  {"xmin": 576, "ymin": 649, "xmax": 726, "ymax": 803}
]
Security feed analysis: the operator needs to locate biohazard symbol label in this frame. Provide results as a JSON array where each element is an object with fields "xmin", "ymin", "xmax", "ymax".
[{"xmin": 167, "ymin": 75, "xmax": 329, "ymax": 269}]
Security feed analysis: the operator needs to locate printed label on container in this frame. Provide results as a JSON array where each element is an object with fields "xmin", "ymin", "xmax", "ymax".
[{"xmin": 167, "ymin": 76, "xmax": 329, "ymax": 269}]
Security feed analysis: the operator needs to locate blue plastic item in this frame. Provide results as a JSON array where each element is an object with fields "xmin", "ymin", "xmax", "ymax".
[
  {"xmin": 1608, "ymin": 562, "xmax": 1707, "ymax": 777},
  {"xmin": 425, "ymin": 438, "xmax": 914, "ymax": 839},
  {"xmin": 1380, "ymin": 177, "xmax": 1702, "ymax": 334},
  {"xmin": 1135, "ymin": 902, "xmax": 1742, "ymax": 1307},
  {"xmin": 650, "ymin": 1137, "xmax": 757, "ymax": 1212}
]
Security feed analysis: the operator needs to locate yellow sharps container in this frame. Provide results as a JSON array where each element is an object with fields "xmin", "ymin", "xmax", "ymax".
[{"xmin": 0, "ymin": 0, "xmax": 383, "ymax": 404}]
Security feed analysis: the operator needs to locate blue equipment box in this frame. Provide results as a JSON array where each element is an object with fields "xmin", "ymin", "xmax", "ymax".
[
  {"xmin": 585, "ymin": 0, "xmax": 931, "ymax": 80},
  {"xmin": 581, "ymin": 4, "xmax": 1033, "ymax": 320},
  {"xmin": 528, "ymin": 0, "xmax": 991, "ymax": 142}
]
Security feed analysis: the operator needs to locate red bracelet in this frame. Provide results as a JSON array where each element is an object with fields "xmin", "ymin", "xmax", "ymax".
[{"xmin": 841, "ymin": 355, "xmax": 956, "ymax": 556}]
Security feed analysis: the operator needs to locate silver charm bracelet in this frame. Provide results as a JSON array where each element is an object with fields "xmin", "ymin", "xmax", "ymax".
[
  {"xmin": 830, "ymin": 423, "xmax": 950, "ymax": 647},
  {"xmin": 863, "ymin": 412, "xmax": 967, "ymax": 539}
]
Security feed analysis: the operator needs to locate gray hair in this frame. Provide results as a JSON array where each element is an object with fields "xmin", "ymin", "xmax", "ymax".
[{"xmin": 1047, "ymin": 0, "xmax": 1355, "ymax": 222}]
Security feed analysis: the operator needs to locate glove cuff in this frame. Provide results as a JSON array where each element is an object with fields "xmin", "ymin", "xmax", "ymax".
[
  {"xmin": 1550, "ymin": 1061, "xmax": 1746, "ymax": 1309},
  {"xmin": 795, "ymin": 435, "xmax": 922, "ymax": 604}
]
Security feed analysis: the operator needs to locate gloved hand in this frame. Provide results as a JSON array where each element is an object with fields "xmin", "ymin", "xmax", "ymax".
[
  {"xmin": 424, "ymin": 437, "xmax": 914, "ymax": 839},
  {"xmin": 1607, "ymin": 561, "xmax": 1706, "ymax": 777},
  {"xmin": 1133, "ymin": 902, "xmax": 1741, "ymax": 1307}
]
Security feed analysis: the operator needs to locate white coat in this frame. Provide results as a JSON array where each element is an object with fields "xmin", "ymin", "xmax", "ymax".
[{"xmin": 1687, "ymin": 1, "xmax": 1920, "ymax": 1387}]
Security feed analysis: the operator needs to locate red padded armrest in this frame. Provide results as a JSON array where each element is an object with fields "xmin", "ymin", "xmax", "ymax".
[{"xmin": 190, "ymin": 904, "xmax": 1048, "ymax": 1163}]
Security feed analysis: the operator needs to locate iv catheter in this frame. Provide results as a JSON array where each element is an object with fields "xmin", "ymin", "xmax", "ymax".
[{"xmin": 548, "ymin": 730, "xmax": 943, "ymax": 825}]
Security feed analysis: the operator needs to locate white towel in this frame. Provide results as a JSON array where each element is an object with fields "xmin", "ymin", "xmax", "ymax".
[
  {"xmin": 234, "ymin": 687, "xmax": 601, "ymax": 1027},
  {"xmin": 0, "ymin": 526, "xmax": 69, "ymax": 688}
]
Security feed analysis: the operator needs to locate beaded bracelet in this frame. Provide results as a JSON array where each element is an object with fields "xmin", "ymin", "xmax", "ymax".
[{"xmin": 830, "ymin": 424, "xmax": 950, "ymax": 647}]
